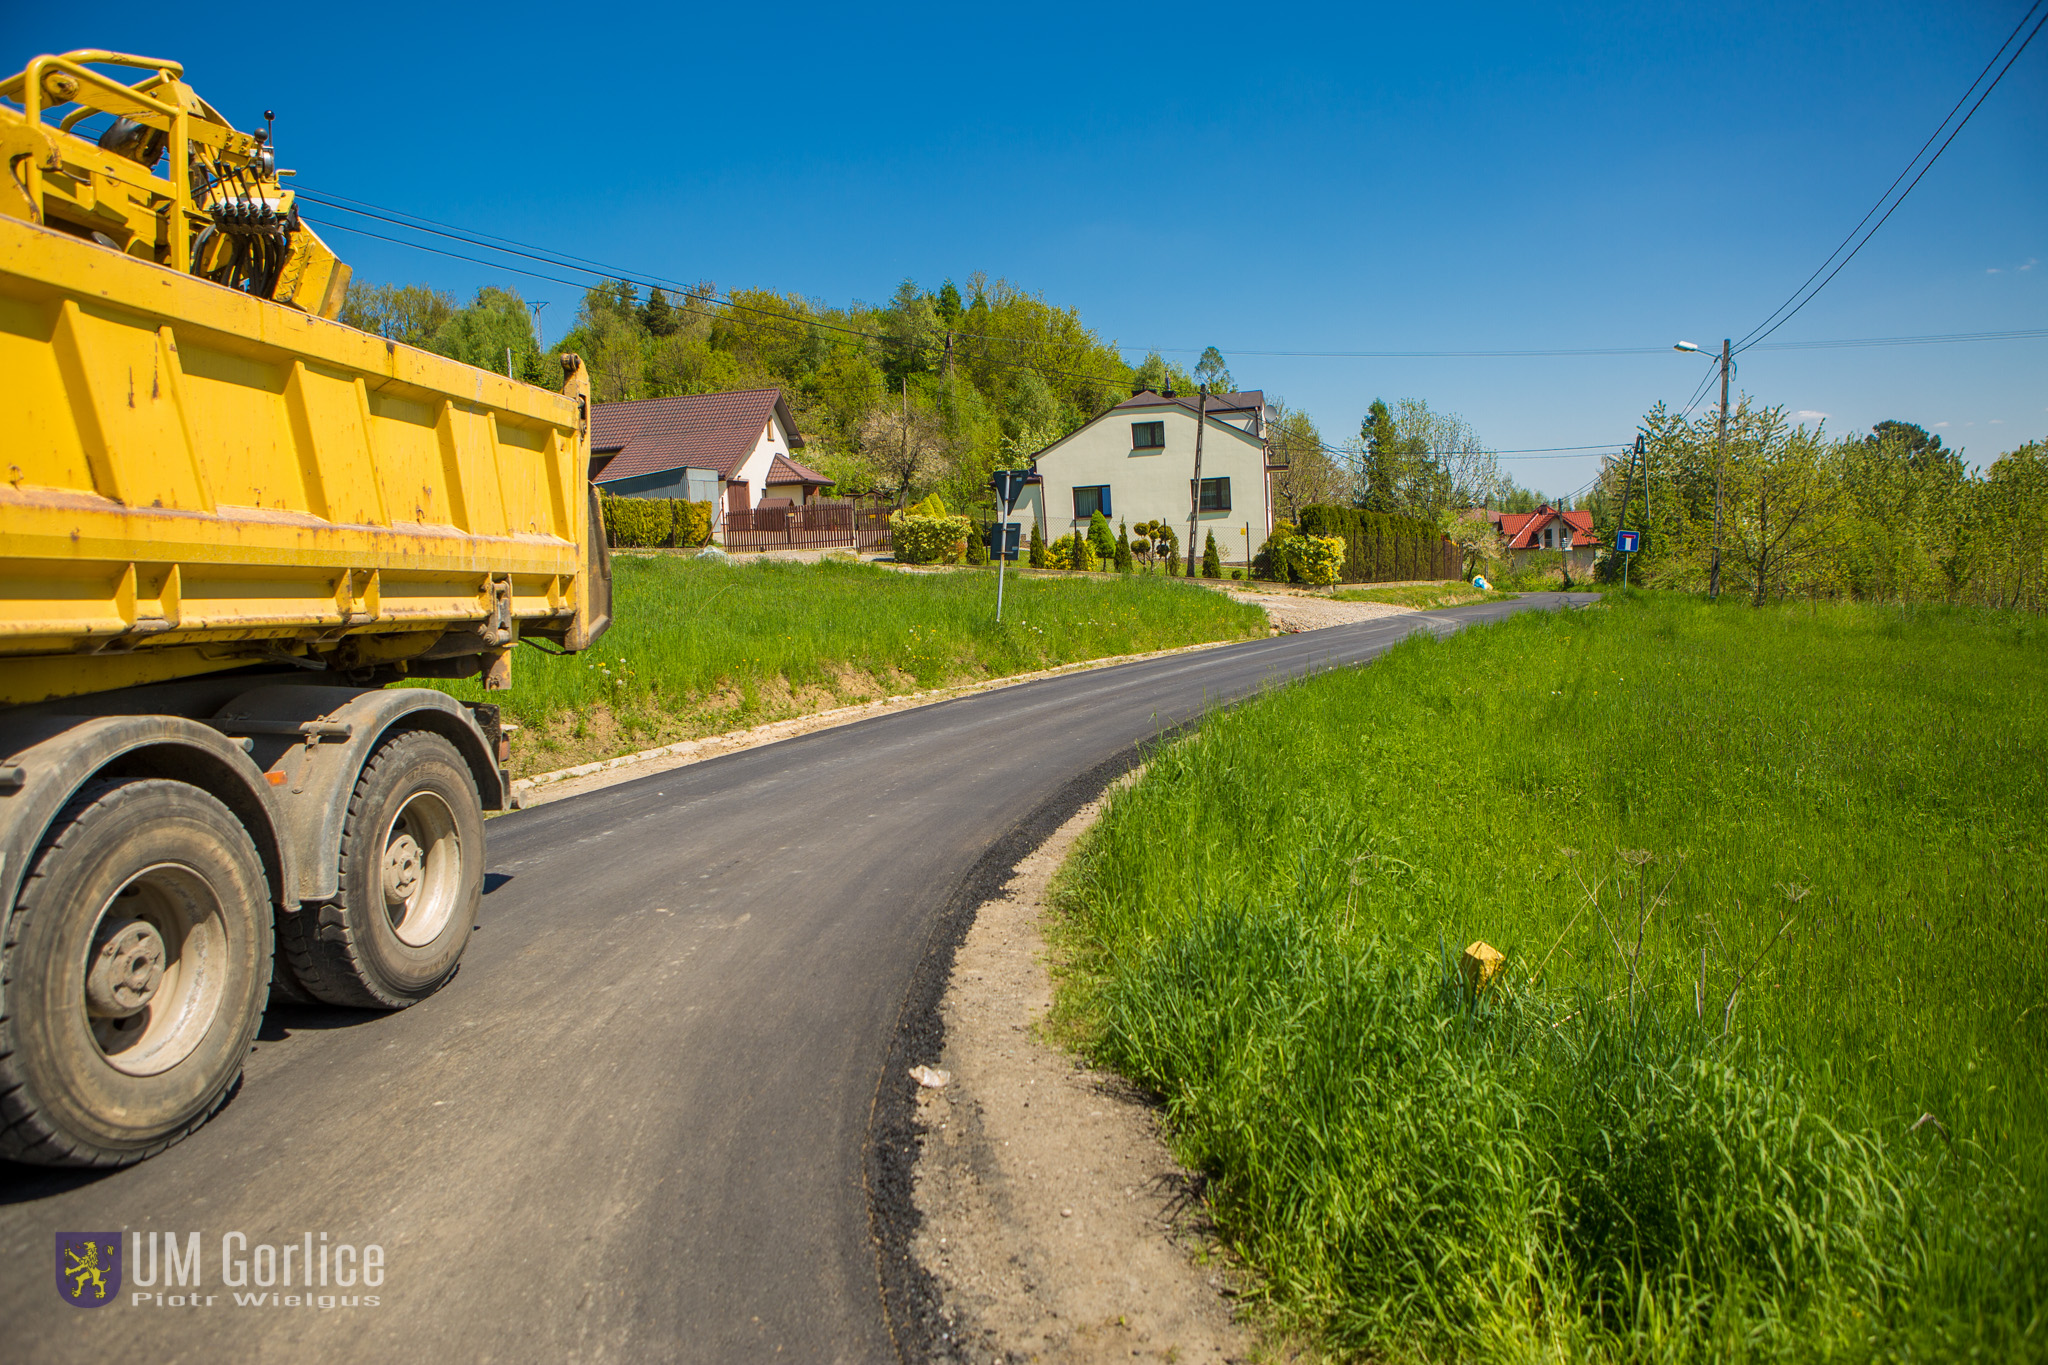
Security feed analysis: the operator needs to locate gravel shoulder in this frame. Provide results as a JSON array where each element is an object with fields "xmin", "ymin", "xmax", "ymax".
[{"xmin": 910, "ymin": 792, "xmax": 1259, "ymax": 1365}]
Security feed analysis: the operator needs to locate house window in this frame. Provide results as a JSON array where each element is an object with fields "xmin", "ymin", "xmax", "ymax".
[
  {"xmin": 1073, "ymin": 485, "xmax": 1112, "ymax": 519},
  {"xmin": 1543, "ymin": 527, "xmax": 1555, "ymax": 548},
  {"xmin": 1132, "ymin": 421, "xmax": 1165, "ymax": 450},
  {"xmin": 1193, "ymin": 477, "xmax": 1231, "ymax": 513}
]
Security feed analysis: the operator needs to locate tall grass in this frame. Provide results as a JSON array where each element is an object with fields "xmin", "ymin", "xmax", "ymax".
[
  {"xmin": 424, "ymin": 555, "xmax": 1266, "ymax": 768},
  {"xmin": 1055, "ymin": 595, "xmax": 2047, "ymax": 1360}
]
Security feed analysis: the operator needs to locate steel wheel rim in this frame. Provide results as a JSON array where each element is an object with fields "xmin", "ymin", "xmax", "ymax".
[
  {"xmin": 382, "ymin": 791, "xmax": 462, "ymax": 947},
  {"xmin": 84, "ymin": 863, "xmax": 229, "ymax": 1078}
]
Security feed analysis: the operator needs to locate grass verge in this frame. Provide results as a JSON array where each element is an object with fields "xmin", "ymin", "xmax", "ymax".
[
  {"xmin": 1329, "ymin": 583, "xmax": 1517, "ymax": 609},
  {"xmin": 1051, "ymin": 595, "xmax": 2046, "ymax": 1361},
  {"xmin": 421, "ymin": 555, "xmax": 1268, "ymax": 776}
]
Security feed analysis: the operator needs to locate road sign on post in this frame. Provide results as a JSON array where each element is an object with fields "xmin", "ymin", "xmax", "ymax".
[
  {"xmin": 1615, "ymin": 530, "xmax": 1640, "ymax": 554},
  {"xmin": 989, "ymin": 470, "xmax": 1032, "ymax": 623}
]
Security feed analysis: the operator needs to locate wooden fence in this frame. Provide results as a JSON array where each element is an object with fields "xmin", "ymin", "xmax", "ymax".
[{"xmin": 721, "ymin": 499, "xmax": 892, "ymax": 552}]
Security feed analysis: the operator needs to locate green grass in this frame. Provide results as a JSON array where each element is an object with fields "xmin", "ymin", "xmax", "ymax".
[
  {"xmin": 422, "ymin": 555, "xmax": 1267, "ymax": 773},
  {"xmin": 1053, "ymin": 595, "xmax": 2048, "ymax": 1361},
  {"xmin": 1329, "ymin": 583, "xmax": 1518, "ymax": 609}
]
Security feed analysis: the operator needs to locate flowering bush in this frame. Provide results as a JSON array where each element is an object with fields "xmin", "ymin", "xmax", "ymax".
[
  {"xmin": 1298, "ymin": 534, "xmax": 1344, "ymax": 586},
  {"xmin": 891, "ymin": 511, "xmax": 973, "ymax": 564}
]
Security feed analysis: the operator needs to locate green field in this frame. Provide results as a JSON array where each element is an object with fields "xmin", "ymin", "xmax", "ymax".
[
  {"xmin": 422, "ymin": 554, "xmax": 1267, "ymax": 774},
  {"xmin": 1053, "ymin": 595, "xmax": 2047, "ymax": 1361}
]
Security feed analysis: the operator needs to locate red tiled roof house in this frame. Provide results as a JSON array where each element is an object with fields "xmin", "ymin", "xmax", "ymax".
[
  {"xmin": 588, "ymin": 389, "xmax": 831, "ymax": 525},
  {"xmin": 1465, "ymin": 504, "xmax": 1597, "ymax": 571}
]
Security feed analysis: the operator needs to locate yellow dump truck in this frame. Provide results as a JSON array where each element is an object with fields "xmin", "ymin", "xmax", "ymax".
[{"xmin": 0, "ymin": 51, "xmax": 610, "ymax": 1165}]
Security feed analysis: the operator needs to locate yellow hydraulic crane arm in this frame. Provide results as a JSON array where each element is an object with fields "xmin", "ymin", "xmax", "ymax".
[{"xmin": 0, "ymin": 49, "xmax": 348, "ymax": 317}]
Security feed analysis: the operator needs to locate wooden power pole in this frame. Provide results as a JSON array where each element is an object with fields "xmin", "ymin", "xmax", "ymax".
[
  {"xmin": 1711, "ymin": 337, "xmax": 1729, "ymax": 600},
  {"xmin": 1186, "ymin": 386, "xmax": 1208, "ymax": 576}
]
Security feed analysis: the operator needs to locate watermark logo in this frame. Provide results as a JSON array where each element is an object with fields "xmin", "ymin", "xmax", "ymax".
[{"xmin": 55, "ymin": 1233, "xmax": 122, "ymax": 1308}]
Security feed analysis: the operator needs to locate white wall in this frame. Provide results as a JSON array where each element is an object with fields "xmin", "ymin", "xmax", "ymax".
[
  {"xmin": 720, "ymin": 411, "xmax": 799, "ymax": 512},
  {"xmin": 1022, "ymin": 405, "xmax": 1271, "ymax": 563}
]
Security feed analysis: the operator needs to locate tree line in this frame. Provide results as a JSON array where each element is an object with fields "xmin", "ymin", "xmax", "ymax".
[
  {"xmin": 1591, "ymin": 408, "xmax": 2047, "ymax": 609},
  {"xmin": 342, "ymin": 275, "xmax": 1579, "ymax": 523}
]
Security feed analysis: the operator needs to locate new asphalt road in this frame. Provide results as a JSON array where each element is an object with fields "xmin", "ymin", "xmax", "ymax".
[{"xmin": 1, "ymin": 593, "xmax": 1594, "ymax": 1363}]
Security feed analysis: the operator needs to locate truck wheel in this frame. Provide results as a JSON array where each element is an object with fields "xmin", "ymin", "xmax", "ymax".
[
  {"xmin": 0, "ymin": 779, "xmax": 273, "ymax": 1167},
  {"xmin": 281, "ymin": 730, "xmax": 482, "ymax": 1009}
]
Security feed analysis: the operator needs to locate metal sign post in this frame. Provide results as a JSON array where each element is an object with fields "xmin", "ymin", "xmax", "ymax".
[{"xmin": 990, "ymin": 470, "xmax": 1030, "ymax": 624}]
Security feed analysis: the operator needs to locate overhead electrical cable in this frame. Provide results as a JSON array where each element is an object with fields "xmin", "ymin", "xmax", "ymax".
[
  {"xmin": 1732, "ymin": 0, "xmax": 2048, "ymax": 354},
  {"xmin": 299, "ymin": 189, "xmax": 2048, "ymax": 367}
]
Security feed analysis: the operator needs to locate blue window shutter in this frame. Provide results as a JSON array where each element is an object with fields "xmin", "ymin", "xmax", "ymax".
[{"xmin": 1101, "ymin": 486, "xmax": 1112, "ymax": 516}]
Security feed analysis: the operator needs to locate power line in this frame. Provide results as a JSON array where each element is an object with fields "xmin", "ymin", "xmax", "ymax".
[
  {"xmin": 302, "ymin": 188, "xmax": 2048, "ymax": 371},
  {"xmin": 1734, "ymin": 1, "xmax": 2048, "ymax": 353}
]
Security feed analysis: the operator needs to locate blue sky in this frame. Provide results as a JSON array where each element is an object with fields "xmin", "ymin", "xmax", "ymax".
[{"xmin": 18, "ymin": 2, "xmax": 2044, "ymax": 494}]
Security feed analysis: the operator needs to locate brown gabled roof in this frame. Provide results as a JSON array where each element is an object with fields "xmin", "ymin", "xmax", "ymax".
[
  {"xmin": 765, "ymin": 453, "xmax": 831, "ymax": 486},
  {"xmin": 590, "ymin": 388, "xmax": 806, "ymax": 485},
  {"xmin": 1115, "ymin": 389, "xmax": 1265, "ymax": 416}
]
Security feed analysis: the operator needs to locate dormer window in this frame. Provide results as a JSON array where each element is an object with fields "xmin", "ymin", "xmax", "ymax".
[{"xmin": 1544, "ymin": 527, "xmax": 1555, "ymax": 548}]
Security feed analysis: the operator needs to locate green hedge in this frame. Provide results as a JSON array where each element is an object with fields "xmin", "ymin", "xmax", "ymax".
[
  {"xmin": 1296, "ymin": 506, "xmax": 1460, "ymax": 582},
  {"xmin": 599, "ymin": 490, "xmax": 714, "ymax": 548}
]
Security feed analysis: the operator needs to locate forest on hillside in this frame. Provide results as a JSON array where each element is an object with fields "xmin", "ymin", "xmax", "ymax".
[{"xmin": 340, "ymin": 275, "xmax": 1549, "ymax": 518}]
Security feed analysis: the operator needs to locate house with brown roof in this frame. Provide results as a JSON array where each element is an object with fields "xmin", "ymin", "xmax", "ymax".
[
  {"xmin": 588, "ymin": 388, "xmax": 832, "ymax": 520},
  {"xmin": 1465, "ymin": 504, "xmax": 1597, "ymax": 571},
  {"xmin": 1006, "ymin": 388, "xmax": 1282, "ymax": 566}
]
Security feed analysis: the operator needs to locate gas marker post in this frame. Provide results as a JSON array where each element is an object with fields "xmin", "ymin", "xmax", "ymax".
[{"xmin": 989, "ymin": 469, "xmax": 1030, "ymax": 623}]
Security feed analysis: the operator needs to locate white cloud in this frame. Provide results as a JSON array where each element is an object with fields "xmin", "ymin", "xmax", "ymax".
[
  {"xmin": 2023, "ymin": 258, "xmax": 2039, "ymax": 272},
  {"xmin": 1793, "ymin": 410, "xmax": 1830, "ymax": 422},
  {"xmin": 1990, "ymin": 419, "xmax": 2005, "ymax": 425},
  {"xmin": 1934, "ymin": 421, "xmax": 1951, "ymax": 428},
  {"xmin": 1989, "ymin": 267, "xmax": 2003, "ymax": 274}
]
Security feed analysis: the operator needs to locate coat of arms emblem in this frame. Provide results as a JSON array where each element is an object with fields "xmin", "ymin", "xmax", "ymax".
[{"xmin": 55, "ymin": 1233, "xmax": 122, "ymax": 1307}]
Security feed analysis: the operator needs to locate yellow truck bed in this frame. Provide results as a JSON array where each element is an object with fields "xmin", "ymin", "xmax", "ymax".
[{"xmin": 0, "ymin": 212, "xmax": 606, "ymax": 706}]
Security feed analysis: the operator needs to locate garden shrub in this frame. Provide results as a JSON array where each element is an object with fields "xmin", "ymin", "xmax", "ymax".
[
  {"xmin": 1202, "ymin": 531, "xmax": 1222, "ymax": 578},
  {"xmin": 1298, "ymin": 505, "xmax": 1460, "ymax": 582},
  {"xmin": 1088, "ymin": 511, "xmax": 1117, "ymax": 561},
  {"xmin": 1029, "ymin": 521, "xmax": 1049, "ymax": 568},
  {"xmin": 891, "ymin": 511, "xmax": 972, "ymax": 564},
  {"xmin": 599, "ymin": 491, "xmax": 716, "ymax": 548}
]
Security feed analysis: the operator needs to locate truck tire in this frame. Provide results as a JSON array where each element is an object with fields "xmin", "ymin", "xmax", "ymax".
[
  {"xmin": 0, "ymin": 779, "xmax": 273, "ymax": 1167},
  {"xmin": 281, "ymin": 730, "xmax": 482, "ymax": 1009}
]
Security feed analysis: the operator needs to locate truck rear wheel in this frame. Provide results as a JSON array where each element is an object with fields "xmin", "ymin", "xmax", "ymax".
[
  {"xmin": 0, "ymin": 779, "xmax": 273, "ymax": 1167},
  {"xmin": 280, "ymin": 730, "xmax": 482, "ymax": 1009}
]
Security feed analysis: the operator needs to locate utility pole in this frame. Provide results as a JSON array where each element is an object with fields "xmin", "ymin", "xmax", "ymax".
[
  {"xmin": 506, "ymin": 346, "xmax": 514, "ymax": 380},
  {"xmin": 901, "ymin": 378, "xmax": 910, "ymax": 507},
  {"xmin": 1620, "ymin": 434, "xmax": 1645, "ymax": 589},
  {"xmin": 1186, "ymin": 386, "xmax": 1208, "ymax": 577},
  {"xmin": 1711, "ymin": 337, "xmax": 1730, "ymax": 600}
]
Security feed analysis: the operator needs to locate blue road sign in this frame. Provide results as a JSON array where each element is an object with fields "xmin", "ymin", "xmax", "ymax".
[{"xmin": 1615, "ymin": 530, "xmax": 1640, "ymax": 554}]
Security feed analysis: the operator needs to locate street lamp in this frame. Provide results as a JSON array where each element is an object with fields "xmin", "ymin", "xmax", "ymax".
[{"xmin": 1673, "ymin": 338, "xmax": 1731, "ymax": 599}]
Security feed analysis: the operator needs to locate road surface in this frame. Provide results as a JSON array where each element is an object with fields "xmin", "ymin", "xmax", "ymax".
[{"xmin": 1, "ymin": 593, "xmax": 1593, "ymax": 1363}]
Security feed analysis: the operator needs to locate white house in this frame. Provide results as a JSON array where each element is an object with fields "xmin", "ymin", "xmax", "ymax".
[
  {"xmin": 1007, "ymin": 389, "xmax": 1278, "ymax": 565},
  {"xmin": 588, "ymin": 388, "xmax": 829, "ymax": 517}
]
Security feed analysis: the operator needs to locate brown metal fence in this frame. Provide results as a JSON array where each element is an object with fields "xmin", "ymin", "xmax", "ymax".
[{"xmin": 721, "ymin": 499, "xmax": 892, "ymax": 553}]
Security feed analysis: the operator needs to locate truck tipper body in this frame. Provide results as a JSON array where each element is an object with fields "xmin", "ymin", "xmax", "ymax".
[{"xmin": 0, "ymin": 50, "xmax": 609, "ymax": 1165}]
